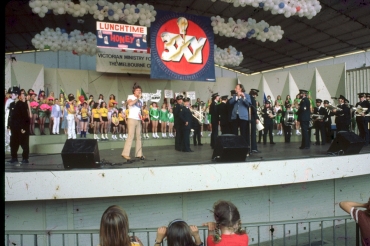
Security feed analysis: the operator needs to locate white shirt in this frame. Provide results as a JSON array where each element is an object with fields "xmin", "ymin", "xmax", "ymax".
[{"xmin": 127, "ymin": 94, "xmax": 143, "ymax": 120}]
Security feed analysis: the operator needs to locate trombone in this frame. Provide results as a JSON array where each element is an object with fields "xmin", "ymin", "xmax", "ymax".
[{"xmin": 190, "ymin": 107, "xmax": 204, "ymax": 124}]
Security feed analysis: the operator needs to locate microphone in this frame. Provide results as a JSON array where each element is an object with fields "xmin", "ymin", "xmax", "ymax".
[{"xmin": 331, "ymin": 97, "xmax": 338, "ymax": 100}]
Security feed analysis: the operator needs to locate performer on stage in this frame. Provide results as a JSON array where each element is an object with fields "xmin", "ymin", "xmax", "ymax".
[
  {"xmin": 209, "ymin": 93, "xmax": 220, "ymax": 149},
  {"xmin": 355, "ymin": 93, "xmax": 370, "ymax": 147},
  {"xmin": 229, "ymin": 84, "xmax": 252, "ymax": 148},
  {"xmin": 8, "ymin": 88, "xmax": 30, "ymax": 164},
  {"xmin": 313, "ymin": 99, "xmax": 327, "ymax": 146},
  {"xmin": 121, "ymin": 83, "xmax": 145, "ymax": 161},
  {"xmin": 323, "ymin": 100, "xmax": 334, "ymax": 143},
  {"xmin": 218, "ymin": 95, "xmax": 230, "ymax": 135},
  {"xmin": 191, "ymin": 105, "xmax": 202, "ymax": 146},
  {"xmin": 173, "ymin": 95, "xmax": 184, "ymax": 151},
  {"xmin": 249, "ymin": 88, "xmax": 260, "ymax": 153},
  {"xmin": 297, "ymin": 89, "xmax": 311, "ymax": 149},
  {"xmin": 332, "ymin": 95, "xmax": 350, "ymax": 132},
  {"xmin": 180, "ymin": 97, "xmax": 193, "ymax": 152},
  {"xmin": 281, "ymin": 103, "xmax": 293, "ymax": 143},
  {"xmin": 261, "ymin": 100, "xmax": 275, "ymax": 145},
  {"xmin": 66, "ymin": 93, "xmax": 76, "ymax": 139}
]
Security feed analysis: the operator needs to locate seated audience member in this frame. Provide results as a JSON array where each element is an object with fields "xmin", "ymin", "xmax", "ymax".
[
  {"xmin": 99, "ymin": 205, "xmax": 143, "ymax": 246},
  {"xmin": 203, "ymin": 200, "xmax": 249, "ymax": 246},
  {"xmin": 154, "ymin": 219, "xmax": 203, "ymax": 246},
  {"xmin": 339, "ymin": 198, "xmax": 370, "ymax": 246}
]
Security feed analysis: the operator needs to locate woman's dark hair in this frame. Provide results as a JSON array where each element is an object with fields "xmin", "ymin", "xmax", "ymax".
[
  {"xmin": 93, "ymin": 102, "xmax": 99, "ymax": 109},
  {"xmin": 132, "ymin": 83, "xmax": 142, "ymax": 93},
  {"xmin": 99, "ymin": 205, "xmax": 131, "ymax": 246},
  {"xmin": 100, "ymin": 101, "xmax": 106, "ymax": 108},
  {"xmin": 166, "ymin": 219, "xmax": 197, "ymax": 246},
  {"xmin": 212, "ymin": 200, "xmax": 245, "ymax": 243},
  {"xmin": 99, "ymin": 94, "xmax": 104, "ymax": 99}
]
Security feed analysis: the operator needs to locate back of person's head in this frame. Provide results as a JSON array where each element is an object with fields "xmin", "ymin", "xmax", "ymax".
[
  {"xmin": 212, "ymin": 200, "xmax": 245, "ymax": 242},
  {"xmin": 99, "ymin": 205, "xmax": 130, "ymax": 246},
  {"xmin": 166, "ymin": 219, "xmax": 196, "ymax": 246}
]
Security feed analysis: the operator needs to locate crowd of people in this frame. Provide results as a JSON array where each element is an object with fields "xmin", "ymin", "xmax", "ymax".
[
  {"xmin": 5, "ymin": 83, "xmax": 370, "ymax": 163},
  {"xmin": 98, "ymin": 197, "xmax": 370, "ymax": 246}
]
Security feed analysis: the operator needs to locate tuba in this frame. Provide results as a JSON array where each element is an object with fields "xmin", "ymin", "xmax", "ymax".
[{"xmin": 190, "ymin": 107, "xmax": 204, "ymax": 124}]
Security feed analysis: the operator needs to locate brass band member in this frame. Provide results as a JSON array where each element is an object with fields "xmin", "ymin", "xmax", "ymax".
[
  {"xmin": 313, "ymin": 99, "xmax": 328, "ymax": 146},
  {"xmin": 323, "ymin": 100, "xmax": 334, "ymax": 143},
  {"xmin": 297, "ymin": 89, "xmax": 311, "ymax": 150},
  {"xmin": 332, "ymin": 95, "xmax": 350, "ymax": 132},
  {"xmin": 261, "ymin": 100, "xmax": 276, "ymax": 145},
  {"xmin": 355, "ymin": 93, "xmax": 370, "ymax": 146}
]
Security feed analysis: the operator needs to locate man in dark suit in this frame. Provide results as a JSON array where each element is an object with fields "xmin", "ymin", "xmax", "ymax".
[
  {"xmin": 210, "ymin": 92, "xmax": 220, "ymax": 149},
  {"xmin": 313, "ymin": 99, "xmax": 327, "ymax": 145},
  {"xmin": 355, "ymin": 93, "xmax": 370, "ymax": 146},
  {"xmin": 218, "ymin": 95, "xmax": 230, "ymax": 134},
  {"xmin": 9, "ymin": 87, "xmax": 30, "ymax": 164},
  {"xmin": 227, "ymin": 90, "xmax": 236, "ymax": 134},
  {"xmin": 333, "ymin": 95, "xmax": 350, "ymax": 132},
  {"xmin": 173, "ymin": 95, "xmax": 184, "ymax": 151},
  {"xmin": 249, "ymin": 88, "xmax": 260, "ymax": 153},
  {"xmin": 323, "ymin": 100, "xmax": 334, "ymax": 143},
  {"xmin": 191, "ymin": 104, "xmax": 202, "ymax": 146},
  {"xmin": 297, "ymin": 89, "xmax": 311, "ymax": 149},
  {"xmin": 179, "ymin": 97, "xmax": 193, "ymax": 152}
]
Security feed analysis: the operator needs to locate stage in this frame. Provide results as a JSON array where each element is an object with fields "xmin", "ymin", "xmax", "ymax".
[{"xmin": 4, "ymin": 141, "xmax": 370, "ymax": 172}]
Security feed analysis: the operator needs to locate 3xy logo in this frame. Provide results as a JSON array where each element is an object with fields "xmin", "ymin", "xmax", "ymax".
[{"xmin": 155, "ymin": 17, "xmax": 210, "ymax": 75}]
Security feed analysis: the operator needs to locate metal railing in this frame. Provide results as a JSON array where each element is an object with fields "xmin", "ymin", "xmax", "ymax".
[{"xmin": 5, "ymin": 215, "xmax": 358, "ymax": 246}]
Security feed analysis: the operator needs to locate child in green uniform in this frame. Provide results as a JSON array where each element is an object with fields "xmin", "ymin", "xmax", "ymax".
[
  {"xmin": 150, "ymin": 102, "xmax": 160, "ymax": 138},
  {"xmin": 159, "ymin": 104, "xmax": 169, "ymax": 138},
  {"xmin": 167, "ymin": 107, "xmax": 175, "ymax": 138}
]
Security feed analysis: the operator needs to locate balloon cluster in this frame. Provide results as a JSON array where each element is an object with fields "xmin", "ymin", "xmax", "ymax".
[
  {"xmin": 210, "ymin": 0, "xmax": 322, "ymax": 19},
  {"xmin": 214, "ymin": 45, "xmax": 244, "ymax": 67},
  {"xmin": 211, "ymin": 16, "xmax": 284, "ymax": 42},
  {"xmin": 31, "ymin": 27, "xmax": 98, "ymax": 56},
  {"xmin": 28, "ymin": 0, "xmax": 157, "ymax": 27}
]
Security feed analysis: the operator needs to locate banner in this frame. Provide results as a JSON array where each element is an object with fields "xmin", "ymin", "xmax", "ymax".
[
  {"xmin": 150, "ymin": 10, "xmax": 215, "ymax": 82},
  {"xmin": 186, "ymin": 91, "xmax": 196, "ymax": 100},
  {"xmin": 164, "ymin": 90, "xmax": 173, "ymax": 98},
  {"xmin": 96, "ymin": 21, "xmax": 147, "ymax": 51},
  {"xmin": 96, "ymin": 48, "xmax": 151, "ymax": 74}
]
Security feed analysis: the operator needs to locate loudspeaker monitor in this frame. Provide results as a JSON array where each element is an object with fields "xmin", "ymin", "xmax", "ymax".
[
  {"xmin": 61, "ymin": 139, "xmax": 100, "ymax": 169},
  {"xmin": 212, "ymin": 134, "xmax": 248, "ymax": 162},
  {"xmin": 327, "ymin": 131, "xmax": 365, "ymax": 155}
]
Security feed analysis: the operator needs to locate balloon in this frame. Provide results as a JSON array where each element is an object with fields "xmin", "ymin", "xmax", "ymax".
[
  {"xmin": 108, "ymin": 9, "xmax": 114, "ymax": 16},
  {"xmin": 279, "ymin": 2, "xmax": 285, "ymax": 8},
  {"xmin": 296, "ymin": 6, "xmax": 301, "ymax": 12},
  {"xmin": 259, "ymin": 2, "xmax": 264, "ymax": 8}
]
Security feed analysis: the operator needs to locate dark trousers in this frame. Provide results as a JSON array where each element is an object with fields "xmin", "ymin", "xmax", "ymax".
[
  {"xmin": 356, "ymin": 117, "xmax": 369, "ymax": 146},
  {"xmin": 220, "ymin": 124, "xmax": 231, "ymax": 135},
  {"xmin": 314, "ymin": 121, "xmax": 326, "ymax": 144},
  {"xmin": 10, "ymin": 130, "xmax": 29, "ymax": 160},
  {"xmin": 175, "ymin": 124, "xmax": 183, "ymax": 151},
  {"xmin": 336, "ymin": 121, "xmax": 349, "ymax": 132},
  {"xmin": 249, "ymin": 120, "xmax": 257, "ymax": 150},
  {"xmin": 193, "ymin": 129, "xmax": 201, "ymax": 145},
  {"xmin": 182, "ymin": 129, "xmax": 191, "ymax": 151},
  {"xmin": 325, "ymin": 121, "xmax": 332, "ymax": 143},
  {"xmin": 258, "ymin": 130, "xmax": 263, "ymax": 143},
  {"xmin": 301, "ymin": 121, "xmax": 310, "ymax": 148},
  {"xmin": 232, "ymin": 115, "xmax": 249, "ymax": 147},
  {"xmin": 263, "ymin": 123, "xmax": 274, "ymax": 143},
  {"xmin": 283, "ymin": 124, "xmax": 292, "ymax": 142},
  {"xmin": 210, "ymin": 121, "xmax": 218, "ymax": 148}
]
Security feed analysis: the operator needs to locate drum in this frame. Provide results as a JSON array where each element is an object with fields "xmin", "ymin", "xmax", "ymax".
[{"xmin": 284, "ymin": 111, "xmax": 295, "ymax": 126}]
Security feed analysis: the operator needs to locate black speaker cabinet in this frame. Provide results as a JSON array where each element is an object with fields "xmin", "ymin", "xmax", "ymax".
[
  {"xmin": 212, "ymin": 134, "xmax": 248, "ymax": 162},
  {"xmin": 61, "ymin": 139, "xmax": 100, "ymax": 169},
  {"xmin": 327, "ymin": 131, "xmax": 365, "ymax": 155}
]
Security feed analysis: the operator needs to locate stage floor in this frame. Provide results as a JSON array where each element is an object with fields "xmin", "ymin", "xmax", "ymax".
[{"xmin": 5, "ymin": 142, "xmax": 370, "ymax": 172}]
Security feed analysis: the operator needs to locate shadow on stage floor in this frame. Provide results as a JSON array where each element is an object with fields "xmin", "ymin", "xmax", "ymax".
[{"xmin": 5, "ymin": 142, "xmax": 370, "ymax": 172}]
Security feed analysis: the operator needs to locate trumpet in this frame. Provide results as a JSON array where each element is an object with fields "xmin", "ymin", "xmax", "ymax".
[
  {"xmin": 325, "ymin": 103, "xmax": 342, "ymax": 111},
  {"xmin": 267, "ymin": 109, "xmax": 275, "ymax": 118},
  {"xmin": 190, "ymin": 107, "xmax": 204, "ymax": 124}
]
